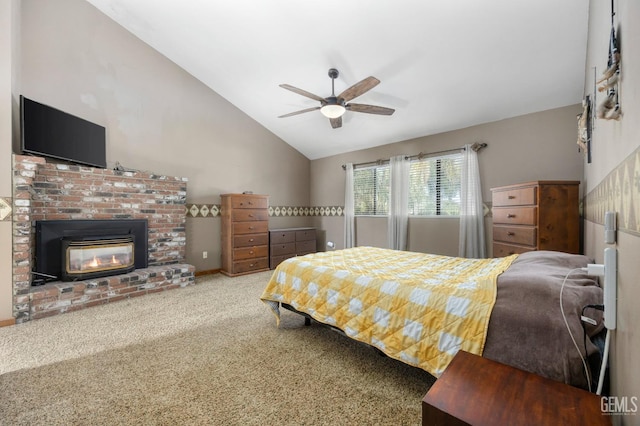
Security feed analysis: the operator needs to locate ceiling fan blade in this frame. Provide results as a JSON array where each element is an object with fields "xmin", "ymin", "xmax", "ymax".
[
  {"xmin": 329, "ymin": 116, "xmax": 342, "ymax": 129},
  {"xmin": 346, "ymin": 103, "xmax": 395, "ymax": 116},
  {"xmin": 278, "ymin": 106, "xmax": 320, "ymax": 118},
  {"xmin": 279, "ymin": 84, "xmax": 326, "ymax": 102},
  {"xmin": 337, "ymin": 76, "xmax": 380, "ymax": 102}
]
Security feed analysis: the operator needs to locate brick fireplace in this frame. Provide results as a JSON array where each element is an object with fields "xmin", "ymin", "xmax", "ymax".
[{"xmin": 12, "ymin": 155, "xmax": 195, "ymax": 323}]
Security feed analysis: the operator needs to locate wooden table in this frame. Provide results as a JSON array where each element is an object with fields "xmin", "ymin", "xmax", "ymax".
[{"xmin": 422, "ymin": 351, "xmax": 611, "ymax": 426}]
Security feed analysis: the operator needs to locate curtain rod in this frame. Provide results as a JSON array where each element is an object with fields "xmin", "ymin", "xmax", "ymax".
[{"xmin": 341, "ymin": 142, "xmax": 487, "ymax": 170}]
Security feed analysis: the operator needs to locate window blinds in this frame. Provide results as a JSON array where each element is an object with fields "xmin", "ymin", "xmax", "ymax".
[{"xmin": 353, "ymin": 153, "xmax": 462, "ymax": 216}]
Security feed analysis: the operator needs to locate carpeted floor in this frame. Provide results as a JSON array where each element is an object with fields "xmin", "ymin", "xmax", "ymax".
[{"xmin": 0, "ymin": 271, "xmax": 435, "ymax": 425}]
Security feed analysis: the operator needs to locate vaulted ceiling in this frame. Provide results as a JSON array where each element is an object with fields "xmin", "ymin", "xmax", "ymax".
[{"xmin": 85, "ymin": 0, "xmax": 589, "ymax": 160}]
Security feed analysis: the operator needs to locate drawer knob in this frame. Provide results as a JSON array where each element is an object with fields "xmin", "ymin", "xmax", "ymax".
[
  {"xmin": 249, "ymin": 238, "xmax": 254, "ymax": 242},
  {"xmin": 508, "ymin": 195, "xmax": 516, "ymax": 199},
  {"xmin": 249, "ymin": 250, "xmax": 254, "ymax": 254},
  {"xmin": 248, "ymin": 214, "xmax": 254, "ymax": 218},
  {"xmin": 507, "ymin": 214, "xmax": 516, "ymax": 218},
  {"xmin": 249, "ymin": 226, "xmax": 254, "ymax": 230},
  {"xmin": 507, "ymin": 232, "xmax": 515, "ymax": 236}
]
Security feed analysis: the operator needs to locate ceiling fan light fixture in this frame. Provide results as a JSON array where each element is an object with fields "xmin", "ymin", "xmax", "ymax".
[{"xmin": 320, "ymin": 104, "xmax": 346, "ymax": 119}]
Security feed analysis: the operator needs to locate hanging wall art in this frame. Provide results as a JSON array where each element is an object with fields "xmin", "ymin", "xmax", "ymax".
[
  {"xmin": 596, "ymin": 0, "xmax": 621, "ymax": 121},
  {"xmin": 577, "ymin": 95, "xmax": 592, "ymax": 163}
]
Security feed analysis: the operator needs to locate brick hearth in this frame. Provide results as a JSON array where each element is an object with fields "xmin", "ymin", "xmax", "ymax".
[
  {"xmin": 23, "ymin": 264, "xmax": 194, "ymax": 320},
  {"xmin": 12, "ymin": 155, "xmax": 195, "ymax": 323}
]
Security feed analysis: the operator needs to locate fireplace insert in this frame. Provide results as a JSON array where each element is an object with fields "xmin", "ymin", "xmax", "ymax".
[
  {"xmin": 34, "ymin": 219, "xmax": 148, "ymax": 284},
  {"xmin": 61, "ymin": 235, "xmax": 135, "ymax": 281}
]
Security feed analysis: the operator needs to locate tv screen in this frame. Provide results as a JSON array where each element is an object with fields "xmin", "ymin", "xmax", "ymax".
[{"xmin": 20, "ymin": 95, "xmax": 107, "ymax": 168}]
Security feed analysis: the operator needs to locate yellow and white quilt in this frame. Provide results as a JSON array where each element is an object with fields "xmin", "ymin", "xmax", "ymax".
[{"xmin": 260, "ymin": 246, "xmax": 517, "ymax": 377}]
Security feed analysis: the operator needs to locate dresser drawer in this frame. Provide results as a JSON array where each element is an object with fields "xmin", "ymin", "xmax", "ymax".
[
  {"xmin": 493, "ymin": 225, "xmax": 537, "ymax": 246},
  {"xmin": 232, "ymin": 257, "xmax": 269, "ymax": 274},
  {"xmin": 233, "ymin": 221, "xmax": 268, "ymax": 235},
  {"xmin": 233, "ymin": 245, "xmax": 268, "ymax": 260},
  {"xmin": 493, "ymin": 242, "xmax": 535, "ymax": 257},
  {"xmin": 296, "ymin": 229, "xmax": 316, "ymax": 241},
  {"xmin": 270, "ymin": 254, "xmax": 295, "ymax": 269},
  {"xmin": 492, "ymin": 207, "xmax": 537, "ymax": 225},
  {"xmin": 230, "ymin": 196, "xmax": 268, "ymax": 210},
  {"xmin": 232, "ymin": 209, "xmax": 268, "ymax": 222},
  {"xmin": 492, "ymin": 187, "xmax": 536, "ymax": 207},
  {"xmin": 295, "ymin": 239, "xmax": 316, "ymax": 254},
  {"xmin": 271, "ymin": 230, "xmax": 296, "ymax": 244},
  {"xmin": 271, "ymin": 242, "xmax": 296, "ymax": 256},
  {"xmin": 234, "ymin": 234, "xmax": 269, "ymax": 248}
]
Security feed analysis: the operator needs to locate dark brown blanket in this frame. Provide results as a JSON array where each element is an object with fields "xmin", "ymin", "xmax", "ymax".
[{"xmin": 483, "ymin": 250, "xmax": 604, "ymax": 389}]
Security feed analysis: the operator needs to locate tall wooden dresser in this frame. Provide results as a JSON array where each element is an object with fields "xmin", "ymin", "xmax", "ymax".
[
  {"xmin": 491, "ymin": 181, "xmax": 580, "ymax": 257},
  {"xmin": 221, "ymin": 193, "xmax": 270, "ymax": 276},
  {"xmin": 269, "ymin": 227, "xmax": 317, "ymax": 269}
]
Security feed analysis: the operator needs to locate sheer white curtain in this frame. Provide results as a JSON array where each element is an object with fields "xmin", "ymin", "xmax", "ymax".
[
  {"xmin": 388, "ymin": 155, "xmax": 410, "ymax": 250},
  {"xmin": 344, "ymin": 163, "xmax": 355, "ymax": 249},
  {"xmin": 458, "ymin": 144, "xmax": 486, "ymax": 258}
]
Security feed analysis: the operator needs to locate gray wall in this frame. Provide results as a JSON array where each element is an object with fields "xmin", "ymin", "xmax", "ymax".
[
  {"xmin": 310, "ymin": 104, "xmax": 584, "ymax": 256},
  {"xmin": 0, "ymin": 0, "xmax": 20, "ymax": 323},
  {"xmin": 16, "ymin": 0, "xmax": 312, "ymax": 272},
  {"xmin": 584, "ymin": 0, "xmax": 640, "ymax": 410}
]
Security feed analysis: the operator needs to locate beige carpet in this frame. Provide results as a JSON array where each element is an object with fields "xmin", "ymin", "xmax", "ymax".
[{"xmin": 0, "ymin": 271, "xmax": 435, "ymax": 425}]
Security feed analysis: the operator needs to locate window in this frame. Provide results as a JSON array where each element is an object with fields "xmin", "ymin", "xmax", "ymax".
[
  {"xmin": 408, "ymin": 153, "xmax": 462, "ymax": 216},
  {"xmin": 353, "ymin": 164, "xmax": 389, "ymax": 215},
  {"xmin": 352, "ymin": 153, "xmax": 462, "ymax": 216}
]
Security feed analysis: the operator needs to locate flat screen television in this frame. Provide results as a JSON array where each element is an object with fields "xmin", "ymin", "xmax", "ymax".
[{"xmin": 20, "ymin": 95, "xmax": 107, "ymax": 168}]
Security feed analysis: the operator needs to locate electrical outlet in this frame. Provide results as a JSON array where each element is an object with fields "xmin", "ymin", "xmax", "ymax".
[{"xmin": 202, "ymin": 251, "xmax": 208, "ymax": 259}]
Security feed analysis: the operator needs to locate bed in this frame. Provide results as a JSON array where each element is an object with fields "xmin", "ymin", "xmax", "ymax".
[{"xmin": 260, "ymin": 246, "xmax": 604, "ymax": 389}]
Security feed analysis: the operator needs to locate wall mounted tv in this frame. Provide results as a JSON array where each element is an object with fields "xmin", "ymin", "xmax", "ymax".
[{"xmin": 20, "ymin": 95, "xmax": 107, "ymax": 168}]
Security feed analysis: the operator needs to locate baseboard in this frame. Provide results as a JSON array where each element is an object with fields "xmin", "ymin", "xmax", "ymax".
[
  {"xmin": 195, "ymin": 268, "xmax": 220, "ymax": 277},
  {"xmin": 0, "ymin": 317, "xmax": 16, "ymax": 327}
]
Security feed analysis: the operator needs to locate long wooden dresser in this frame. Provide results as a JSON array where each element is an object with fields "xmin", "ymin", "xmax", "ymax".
[
  {"xmin": 221, "ymin": 193, "xmax": 270, "ymax": 276},
  {"xmin": 269, "ymin": 227, "xmax": 316, "ymax": 269},
  {"xmin": 491, "ymin": 181, "xmax": 580, "ymax": 257}
]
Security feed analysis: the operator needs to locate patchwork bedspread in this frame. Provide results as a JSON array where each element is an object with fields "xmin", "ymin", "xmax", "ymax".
[{"xmin": 260, "ymin": 246, "xmax": 517, "ymax": 377}]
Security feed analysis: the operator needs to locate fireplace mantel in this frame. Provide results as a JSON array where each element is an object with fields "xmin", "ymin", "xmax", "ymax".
[{"xmin": 12, "ymin": 155, "xmax": 194, "ymax": 323}]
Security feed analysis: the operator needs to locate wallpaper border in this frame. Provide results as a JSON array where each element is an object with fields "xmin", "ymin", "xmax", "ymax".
[
  {"xmin": 584, "ymin": 146, "xmax": 640, "ymax": 236},
  {"xmin": 186, "ymin": 203, "xmax": 491, "ymax": 218},
  {"xmin": 186, "ymin": 204, "xmax": 344, "ymax": 218},
  {"xmin": 0, "ymin": 197, "xmax": 11, "ymax": 221}
]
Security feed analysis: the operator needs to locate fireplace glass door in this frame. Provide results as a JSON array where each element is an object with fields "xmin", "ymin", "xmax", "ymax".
[{"xmin": 62, "ymin": 236, "xmax": 135, "ymax": 281}]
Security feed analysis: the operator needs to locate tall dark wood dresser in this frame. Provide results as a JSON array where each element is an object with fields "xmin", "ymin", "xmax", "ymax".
[{"xmin": 220, "ymin": 193, "xmax": 270, "ymax": 276}]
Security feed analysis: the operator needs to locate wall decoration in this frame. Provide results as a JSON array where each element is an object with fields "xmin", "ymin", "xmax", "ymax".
[
  {"xmin": 596, "ymin": 0, "xmax": 621, "ymax": 121},
  {"xmin": 577, "ymin": 95, "xmax": 592, "ymax": 163}
]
